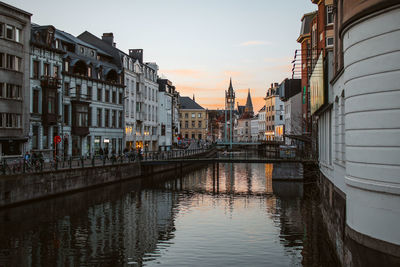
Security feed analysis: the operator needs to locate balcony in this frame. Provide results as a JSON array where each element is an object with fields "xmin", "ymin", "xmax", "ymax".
[
  {"xmin": 70, "ymin": 92, "xmax": 91, "ymax": 103},
  {"xmin": 136, "ymin": 111, "xmax": 144, "ymax": 122},
  {"xmin": 136, "ymin": 91, "xmax": 144, "ymax": 103},
  {"xmin": 40, "ymin": 76, "xmax": 60, "ymax": 89}
]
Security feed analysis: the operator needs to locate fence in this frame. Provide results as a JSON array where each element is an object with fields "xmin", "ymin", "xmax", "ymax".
[{"xmin": 0, "ymin": 148, "xmax": 209, "ymax": 176}]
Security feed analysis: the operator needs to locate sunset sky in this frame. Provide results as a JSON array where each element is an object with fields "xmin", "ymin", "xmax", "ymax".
[{"xmin": 7, "ymin": 0, "xmax": 315, "ymax": 112}]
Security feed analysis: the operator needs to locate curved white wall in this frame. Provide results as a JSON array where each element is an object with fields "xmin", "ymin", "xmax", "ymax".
[{"xmin": 343, "ymin": 7, "xmax": 400, "ymax": 245}]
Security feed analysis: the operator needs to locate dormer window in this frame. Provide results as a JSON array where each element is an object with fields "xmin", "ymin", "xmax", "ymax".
[
  {"xmin": 88, "ymin": 66, "xmax": 92, "ymax": 77},
  {"xmin": 64, "ymin": 60, "xmax": 70, "ymax": 72},
  {"xmin": 90, "ymin": 50, "xmax": 95, "ymax": 57},
  {"xmin": 80, "ymin": 47, "xmax": 84, "ymax": 54}
]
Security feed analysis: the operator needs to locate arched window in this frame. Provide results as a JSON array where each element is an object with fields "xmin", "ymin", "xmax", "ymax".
[
  {"xmin": 105, "ymin": 69, "xmax": 118, "ymax": 83},
  {"xmin": 72, "ymin": 60, "xmax": 87, "ymax": 76}
]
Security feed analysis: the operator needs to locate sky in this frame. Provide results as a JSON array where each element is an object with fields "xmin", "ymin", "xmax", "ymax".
[{"xmin": 6, "ymin": 0, "xmax": 316, "ymax": 112}]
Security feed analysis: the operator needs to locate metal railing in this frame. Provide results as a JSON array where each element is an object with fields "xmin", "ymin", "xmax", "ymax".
[{"xmin": 0, "ymin": 148, "xmax": 210, "ymax": 176}]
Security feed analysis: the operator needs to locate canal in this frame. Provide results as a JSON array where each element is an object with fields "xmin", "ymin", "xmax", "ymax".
[{"xmin": 0, "ymin": 162, "xmax": 339, "ymax": 266}]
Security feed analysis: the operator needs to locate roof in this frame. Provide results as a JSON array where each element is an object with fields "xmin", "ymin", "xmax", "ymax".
[
  {"xmin": 259, "ymin": 105, "xmax": 266, "ymax": 112},
  {"xmin": 0, "ymin": 1, "xmax": 32, "ymax": 16},
  {"xmin": 77, "ymin": 31, "xmax": 124, "ymax": 67},
  {"xmin": 56, "ymin": 30, "xmax": 112, "ymax": 57},
  {"xmin": 179, "ymin": 96, "xmax": 204, "ymax": 110},
  {"xmin": 297, "ymin": 11, "xmax": 317, "ymax": 42}
]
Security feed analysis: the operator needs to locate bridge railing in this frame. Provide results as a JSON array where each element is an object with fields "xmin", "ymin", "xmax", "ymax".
[{"xmin": 0, "ymin": 148, "xmax": 211, "ymax": 176}]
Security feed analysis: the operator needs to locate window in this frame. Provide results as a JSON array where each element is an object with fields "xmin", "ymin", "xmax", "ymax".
[
  {"xmin": 6, "ymin": 25, "xmax": 13, "ymax": 40},
  {"xmin": 272, "ymin": 115, "xmax": 275, "ymax": 121},
  {"xmin": 33, "ymin": 90, "xmax": 39, "ymax": 113},
  {"xmin": 53, "ymin": 65, "xmax": 59, "ymax": 78},
  {"xmin": 32, "ymin": 125, "xmax": 39, "ymax": 149},
  {"xmin": 112, "ymin": 91, "xmax": 116, "ymax": 104},
  {"xmin": 0, "ymin": 24, "xmax": 3, "ymax": 37},
  {"xmin": 87, "ymin": 86, "xmax": 92, "ymax": 100},
  {"xmin": 80, "ymin": 47, "xmax": 84, "ymax": 54},
  {"xmin": 119, "ymin": 92, "xmax": 122, "ymax": 104},
  {"xmin": 191, "ymin": 121, "xmax": 195, "ymax": 127},
  {"xmin": 15, "ymin": 28, "xmax": 21, "ymax": 43},
  {"xmin": 48, "ymin": 91, "xmax": 56, "ymax": 114},
  {"xmin": 0, "ymin": 53, "xmax": 3, "ymax": 68},
  {"xmin": 97, "ymin": 108, "xmax": 102, "ymax": 127},
  {"xmin": 0, "ymin": 113, "xmax": 21, "ymax": 128},
  {"xmin": 105, "ymin": 109, "xmax": 109, "ymax": 127},
  {"xmin": 105, "ymin": 90, "xmax": 110, "ymax": 102},
  {"xmin": 326, "ymin": 37, "xmax": 334, "ymax": 47},
  {"xmin": 64, "ymin": 105, "xmax": 69, "ymax": 124},
  {"xmin": 118, "ymin": 111, "xmax": 122, "ymax": 128},
  {"xmin": 198, "ymin": 134, "xmax": 202, "ymax": 140},
  {"xmin": 76, "ymin": 105, "xmax": 88, "ymax": 127},
  {"xmin": 87, "ymin": 66, "xmax": 92, "ymax": 77},
  {"xmin": 0, "ymin": 83, "xmax": 3, "ymax": 97},
  {"xmin": 185, "ymin": 121, "xmax": 188, "ymax": 128},
  {"xmin": 198, "ymin": 121, "xmax": 202, "ymax": 128},
  {"xmin": 76, "ymin": 84, "xmax": 81, "ymax": 98},
  {"xmin": 191, "ymin": 113, "xmax": 195, "ymax": 118},
  {"xmin": 198, "ymin": 113, "xmax": 201, "ymax": 118},
  {"xmin": 112, "ymin": 110, "xmax": 116, "ymax": 128},
  {"xmin": 185, "ymin": 113, "xmax": 188, "ymax": 118},
  {"xmin": 326, "ymin": 5, "xmax": 334, "ymax": 25},
  {"xmin": 192, "ymin": 133, "xmax": 195, "ymax": 139},
  {"xmin": 64, "ymin": 82, "xmax": 69, "ymax": 96},
  {"xmin": 33, "ymin": 61, "xmax": 40, "ymax": 79},
  {"xmin": 272, "ymin": 106, "xmax": 274, "ymax": 111},
  {"xmin": 97, "ymin": 88, "xmax": 102, "ymax": 101},
  {"xmin": 44, "ymin": 63, "xmax": 50, "ymax": 76},
  {"xmin": 64, "ymin": 61, "xmax": 69, "ymax": 72},
  {"xmin": 88, "ymin": 107, "xmax": 92, "ymax": 127}
]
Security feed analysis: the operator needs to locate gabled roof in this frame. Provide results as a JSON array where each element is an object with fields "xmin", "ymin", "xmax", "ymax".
[
  {"xmin": 77, "ymin": 31, "xmax": 124, "ymax": 68},
  {"xmin": 179, "ymin": 96, "xmax": 204, "ymax": 110}
]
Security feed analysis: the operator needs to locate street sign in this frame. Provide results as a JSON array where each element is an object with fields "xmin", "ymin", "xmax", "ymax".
[{"xmin": 54, "ymin": 135, "xmax": 61, "ymax": 144}]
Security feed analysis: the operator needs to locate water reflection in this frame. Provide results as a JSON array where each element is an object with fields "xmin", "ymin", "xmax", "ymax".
[{"xmin": 0, "ymin": 163, "xmax": 338, "ymax": 267}]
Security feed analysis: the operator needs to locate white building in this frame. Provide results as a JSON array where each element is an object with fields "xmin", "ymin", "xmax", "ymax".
[
  {"xmin": 157, "ymin": 79, "xmax": 177, "ymax": 151},
  {"xmin": 311, "ymin": 2, "xmax": 400, "ymax": 264},
  {"xmin": 258, "ymin": 105, "xmax": 266, "ymax": 141},
  {"xmin": 250, "ymin": 116, "xmax": 258, "ymax": 142},
  {"xmin": 265, "ymin": 83, "xmax": 285, "ymax": 141},
  {"xmin": 278, "ymin": 79, "xmax": 302, "ymax": 145}
]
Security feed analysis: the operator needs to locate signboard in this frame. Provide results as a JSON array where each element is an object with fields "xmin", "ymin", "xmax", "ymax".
[
  {"xmin": 310, "ymin": 52, "xmax": 325, "ymax": 114},
  {"xmin": 54, "ymin": 135, "xmax": 61, "ymax": 144}
]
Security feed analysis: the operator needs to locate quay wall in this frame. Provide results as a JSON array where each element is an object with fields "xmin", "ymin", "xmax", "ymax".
[{"xmin": 0, "ymin": 151, "xmax": 213, "ymax": 208}]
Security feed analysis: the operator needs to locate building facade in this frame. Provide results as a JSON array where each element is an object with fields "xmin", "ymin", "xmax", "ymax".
[
  {"xmin": 179, "ymin": 96, "xmax": 207, "ymax": 140},
  {"xmin": 306, "ymin": 0, "xmax": 400, "ymax": 265},
  {"xmin": 56, "ymin": 30, "xmax": 124, "ymax": 157},
  {"xmin": 258, "ymin": 105, "xmax": 266, "ymax": 141},
  {"xmin": 265, "ymin": 83, "xmax": 284, "ymax": 141},
  {"xmin": 28, "ymin": 24, "xmax": 64, "ymax": 159},
  {"xmin": 0, "ymin": 2, "xmax": 31, "ymax": 157}
]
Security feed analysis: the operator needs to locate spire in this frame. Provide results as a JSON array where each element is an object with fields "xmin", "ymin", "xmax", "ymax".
[
  {"xmin": 193, "ymin": 94, "xmax": 195, "ymax": 101},
  {"xmin": 228, "ymin": 77, "xmax": 234, "ymax": 95},
  {"xmin": 245, "ymin": 88, "xmax": 253, "ymax": 114}
]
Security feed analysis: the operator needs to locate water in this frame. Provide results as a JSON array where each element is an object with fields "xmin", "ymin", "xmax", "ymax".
[{"xmin": 0, "ymin": 163, "xmax": 338, "ymax": 267}]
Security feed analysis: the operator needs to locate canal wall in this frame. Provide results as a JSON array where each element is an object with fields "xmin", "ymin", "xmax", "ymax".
[
  {"xmin": 319, "ymin": 171, "xmax": 400, "ymax": 267},
  {"xmin": 0, "ymin": 150, "xmax": 215, "ymax": 208}
]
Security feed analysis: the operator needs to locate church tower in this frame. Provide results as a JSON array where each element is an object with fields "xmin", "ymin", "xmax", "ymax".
[
  {"xmin": 244, "ymin": 88, "xmax": 254, "ymax": 116},
  {"xmin": 225, "ymin": 78, "xmax": 235, "ymax": 110}
]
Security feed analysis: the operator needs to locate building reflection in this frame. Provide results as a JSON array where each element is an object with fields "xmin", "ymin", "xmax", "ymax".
[{"xmin": 0, "ymin": 181, "xmax": 179, "ymax": 267}]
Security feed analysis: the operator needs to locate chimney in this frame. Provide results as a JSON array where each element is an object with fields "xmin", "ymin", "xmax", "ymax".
[
  {"xmin": 102, "ymin": 33, "xmax": 114, "ymax": 46},
  {"xmin": 129, "ymin": 49, "xmax": 144, "ymax": 64},
  {"xmin": 270, "ymin": 83, "xmax": 273, "ymax": 88},
  {"xmin": 274, "ymin": 82, "xmax": 279, "ymax": 87}
]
